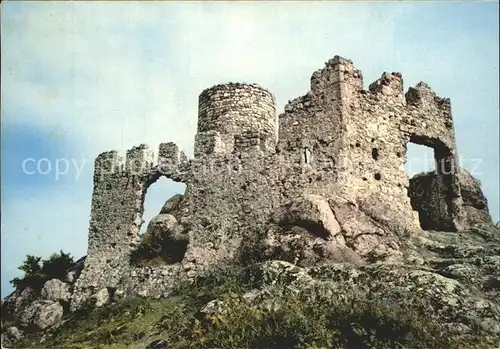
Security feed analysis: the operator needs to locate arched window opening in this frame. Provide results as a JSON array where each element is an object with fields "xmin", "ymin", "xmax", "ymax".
[
  {"xmin": 130, "ymin": 177, "xmax": 188, "ymax": 267},
  {"xmin": 141, "ymin": 178, "xmax": 186, "ymax": 233}
]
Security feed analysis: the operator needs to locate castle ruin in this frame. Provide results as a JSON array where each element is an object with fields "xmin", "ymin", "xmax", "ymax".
[{"xmin": 71, "ymin": 56, "xmax": 492, "ymax": 309}]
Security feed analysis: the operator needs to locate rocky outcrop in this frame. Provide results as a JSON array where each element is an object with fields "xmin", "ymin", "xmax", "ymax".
[
  {"xmin": 20, "ymin": 300, "xmax": 64, "ymax": 331},
  {"xmin": 203, "ymin": 256, "xmax": 500, "ymax": 340},
  {"xmin": 1, "ymin": 287, "xmax": 37, "ymax": 322},
  {"xmin": 159, "ymin": 194, "xmax": 185, "ymax": 221},
  {"xmin": 4, "ymin": 225, "xmax": 499, "ymax": 348},
  {"xmin": 329, "ymin": 196, "xmax": 404, "ymax": 262},
  {"xmin": 40, "ymin": 279, "xmax": 71, "ymax": 304},
  {"xmin": 458, "ymin": 169, "xmax": 493, "ymax": 226},
  {"xmin": 204, "ymin": 226, "xmax": 500, "ymax": 344},
  {"xmin": 146, "ymin": 213, "xmax": 188, "ymax": 243},
  {"xmin": 276, "ymin": 194, "xmax": 343, "ymax": 241},
  {"xmin": 243, "ymin": 225, "xmax": 362, "ymax": 267},
  {"xmin": 1, "ymin": 326, "xmax": 24, "ymax": 347},
  {"xmin": 1, "ymin": 258, "xmax": 84, "ymax": 344},
  {"xmin": 409, "ymin": 168, "xmax": 493, "ymax": 231},
  {"xmin": 406, "ymin": 227, "xmax": 500, "ymax": 303}
]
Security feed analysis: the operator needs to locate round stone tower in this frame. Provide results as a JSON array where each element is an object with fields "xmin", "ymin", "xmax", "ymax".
[{"xmin": 194, "ymin": 83, "xmax": 277, "ymax": 157}]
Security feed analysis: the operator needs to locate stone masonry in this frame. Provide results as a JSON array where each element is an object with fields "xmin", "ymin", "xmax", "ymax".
[{"xmin": 70, "ymin": 56, "xmax": 493, "ymax": 309}]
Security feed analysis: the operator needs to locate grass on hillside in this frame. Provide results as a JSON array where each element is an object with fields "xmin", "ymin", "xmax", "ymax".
[{"xmin": 17, "ymin": 263, "xmax": 498, "ymax": 349}]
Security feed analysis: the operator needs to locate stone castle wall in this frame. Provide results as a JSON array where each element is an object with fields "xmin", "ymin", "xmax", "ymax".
[
  {"xmin": 72, "ymin": 145, "xmax": 153, "ymax": 308},
  {"xmin": 183, "ymin": 83, "xmax": 281, "ymax": 276},
  {"xmin": 71, "ymin": 143, "xmax": 191, "ymax": 308},
  {"xmin": 71, "ymin": 55, "xmax": 493, "ymax": 309}
]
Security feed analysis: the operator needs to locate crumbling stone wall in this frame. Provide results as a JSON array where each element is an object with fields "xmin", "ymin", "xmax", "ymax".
[
  {"xmin": 182, "ymin": 83, "xmax": 282, "ymax": 275},
  {"xmin": 71, "ymin": 143, "xmax": 190, "ymax": 309},
  {"xmin": 277, "ymin": 57, "xmax": 464, "ymax": 236},
  {"xmin": 71, "ymin": 145, "xmax": 153, "ymax": 309},
  {"xmin": 72, "ymin": 55, "xmax": 493, "ymax": 309},
  {"xmin": 277, "ymin": 57, "xmax": 348, "ymax": 203}
]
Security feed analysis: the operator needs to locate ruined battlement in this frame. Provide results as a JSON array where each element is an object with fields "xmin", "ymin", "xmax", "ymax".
[
  {"xmin": 405, "ymin": 81, "xmax": 451, "ymax": 109},
  {"xmin": 368, "ymin": 72, "xmax": 404, "ymax": 97},
  {"xmin": 310, "ymin": 55, "xmax": 364, "ymax": 101},
  {"xmin": 157, "ymin": 142, "xmax": 188, "ymax": 178},
  {"xmin": 92, "ymin": 142, "xmax": 190, "ymax": 184},
  {"xmin": 125, "ymin": 144, "xmax": 154, "ymax": 175},
  {"xmin": 93, "ymin": 145, "xmax": 153, "ymax": 181},
  {"xmin": 93, "ymin": 151, "xmax": 124, "ymax": 181}
]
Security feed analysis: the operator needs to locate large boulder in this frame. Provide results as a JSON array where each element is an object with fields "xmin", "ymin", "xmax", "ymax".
[
  {"xmin": 408, "ymin": 168, "xmax": 493, "ymax": 231},
  {"xmin": 41, "ymin": 279, "xmax": 71, "ymax": 303},
  {"xmin": 258, "ymin": 194, "xmax": 402, "ymax": 265},
  {"xmin": 20, "ymin": 300, "xmax": 64, "ymax": 331},
  {"xmin": 146, "ymin": 214, "xmax": 186, "ymax": 242},
  {"xmin": 160, "ymin": 194, "xmax": 185, "ymax": 220},
  {"xmin": 132, "ymin": 214, "xmax": 189, "ymax": 266},
  {"xmin": 1, "ymin": 287, "xmax": 37, "ymax": 323},
  {"xmin": 329, "ymin": 196, "xmax": 403, "ymax": 262},
  {"xmin": 275, "ymin": 194, "xmax": 343, "ymax": 241},
  {"xmin": 244, "ymin": 225, "xmax": 363, "ymax": 267}
]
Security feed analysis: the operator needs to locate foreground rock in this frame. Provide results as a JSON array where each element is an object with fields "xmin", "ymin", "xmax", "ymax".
[
  {"xmin": 20, "ymin": 300, "xmax": 64, "ymax": 331},
  {"xmin": 5, "ymin": 226, "xmax": 499, "ymax": 349},
  {"xmin": 200, "ymin": 258, "xmax": 500, "ymax": 341},
  {"xmin": 208, "ymin": 226, "xmax": 500, "ymax": 345},
  {"xmin": 1, "ymin": 326, "xmax": 24, "ymax": 347},
  {"xmin": 40, "ymin": 279, "xmax": 71, "ymax": 304}
]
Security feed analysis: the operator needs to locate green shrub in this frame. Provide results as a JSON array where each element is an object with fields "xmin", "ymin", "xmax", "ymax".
[{"xmin": 10, "ymin": 251, "xmax": 74, "ymax": 292}]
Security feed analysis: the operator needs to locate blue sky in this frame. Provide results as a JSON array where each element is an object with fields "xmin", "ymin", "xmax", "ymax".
[{"xmin": 1, "ymin": 2, "xmax": 498, "ymax": 297}]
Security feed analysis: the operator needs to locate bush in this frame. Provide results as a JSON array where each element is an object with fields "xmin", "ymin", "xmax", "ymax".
[{"xmin": 10, "ymin": 251, "xmax": 74, "ymax": 292}]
